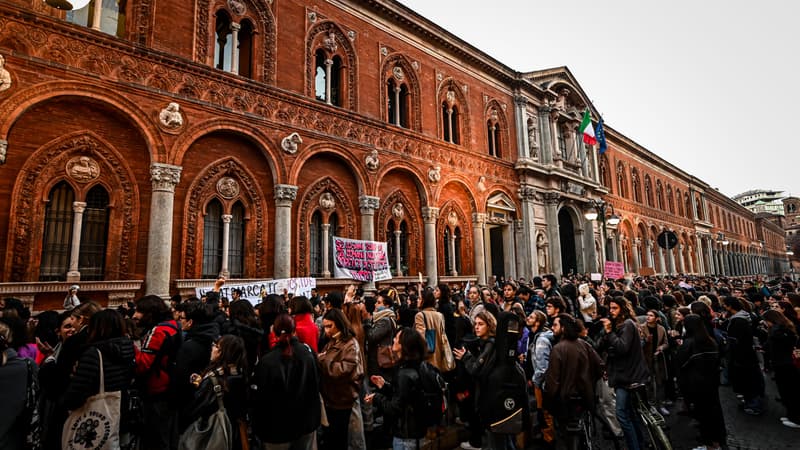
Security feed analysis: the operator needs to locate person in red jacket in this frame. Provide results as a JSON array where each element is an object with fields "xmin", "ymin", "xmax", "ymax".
[
  {"xmin": 133, "ymin": 295, "xmax": 183, "ymax": 450},
  {"xmin": 290, "ymin": 296, "xmax": 318, "ymax": 353}
]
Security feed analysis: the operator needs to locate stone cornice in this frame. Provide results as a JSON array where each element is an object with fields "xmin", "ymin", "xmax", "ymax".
[{"xmin": 0, "ymin": 3, "xmax": 518, "ymax": 185}]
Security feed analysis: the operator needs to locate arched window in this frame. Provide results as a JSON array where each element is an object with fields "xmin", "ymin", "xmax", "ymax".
[
  {"xmin": 656, "ymin": 180, "xmax": 664, "ymax": 210},
  {"xmin": 237, "ymin": 20, "xmax": 255, "ymax": 78},
  {"xmin": 386, "ymin": 77, "xmax": 410, "ymax": 128},
  {"xmin": 631, "ymin": 169, "xmax": 641, "ymax": 203},
  {"xmin": 313, "ymin": 43, "xmax": 343, "ymax": 106},
  {"xmin": 443, "ymin": 227, "xmax": 452, "ymax": 275},
  {"xmin": 40, "ymin": 182, "xmax": 75, "ymax": 281},
  {"xmin": 616, "ymin": 162, "xmax": 628, "ymax": 198},
  {"xmin": 599, "ymin": 156, "xmax": 611, "ymax": 189},
  {"xmin": 215, "ymin": 11, "xmax": 234, "ymax": 72},
  {"xmin": 441, "ymin": 101, "xmax": 461, "ymax": 144},
  {"xmin": 228, "ymin": 201, "xmax": 245, "ymax": 278},
  {"xmin": 202, "ymin": 199, "xmax": 224, "ymax": 278},
  {"xmin": 676, "ymin": 189, "xmax": 684, "ymax": 217},
  {"xmin": 645, "ymin": 175, "xmax": 653, "ymax": 207},
  {"xmin": 310, "ymin": 211, "xmax": 322, "ymax": 276},
  {"xmin": 454, "ymin": 226, "xmax": 463, "ymax": 274},
  {"xmin": 79, "ymin": 185, "xmax": 110, "ymax": 281},
  {"xmin": 695, "ymin": 196, "xmax": 703, "ymax": 221},
  {"xmin": 667, "ymin": 186, "xmax": 674, "ymax": 213},
  {"xmin": 66, "ymin": 0, "xmax": 126, "ymax": 37}
]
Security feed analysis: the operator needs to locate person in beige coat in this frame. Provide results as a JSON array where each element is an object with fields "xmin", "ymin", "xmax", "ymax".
[{"xmin": 414, "ymin": 290, "xmax": 455, "ymax": 373}]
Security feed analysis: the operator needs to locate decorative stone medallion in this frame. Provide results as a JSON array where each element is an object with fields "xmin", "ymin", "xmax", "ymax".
[
  {"xmin": 66, "ymin": 156, "xmax": 100, "ymax": 183},
  {"xmin": 216, "ymin": 177, "xmax": 240, "ymax": 199}
]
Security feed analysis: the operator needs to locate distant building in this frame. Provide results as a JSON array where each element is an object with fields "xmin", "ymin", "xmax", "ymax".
[{"xmin": 733, "ymin": 189, "xmax": 787, "ymax": 215}]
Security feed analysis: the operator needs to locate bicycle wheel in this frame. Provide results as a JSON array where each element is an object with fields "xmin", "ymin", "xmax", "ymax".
[{"xmin": 638, "ymin": 409, "xmax": 672, "ymax": 450}]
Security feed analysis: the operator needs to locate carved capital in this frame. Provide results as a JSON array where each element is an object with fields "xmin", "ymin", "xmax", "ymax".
[
  {"xmin": 542, "ymin": 192, "xmax": 561, "ymax": 205},
  {"xmin": 359, "ymin": 195, "xmax": 380, "ymax": 213},
  {"xmin": 221, "ymin": 214, "xmax": 233, "ymax": 224},
  {"xmin": 517, "ymin": 186, "xmax": 537, "ymax": 201},
  {"xmin": 514, "ymin": 95, "xmax": 528, "ymax": 107},
  {"xmin": 421, "ymin": 207, "xmax": 439, "ymax": 223},
  {"xmin": 72, "ymin": 201, "xmax": 87, "ymax": 214},
  {"xmin": 472, "ymin": 212, "xmax": 487, "ymax": 225},
  {"xmin": 274, "ymin": 184, "xmax": 298, "ymax": 202},
  {"xmin": 150, "ymin": 163, "xmax": 182, "ymax": 192},
  {"xmin": 515, "ymin": 219, "xmax": 525, "ymax": 230}
]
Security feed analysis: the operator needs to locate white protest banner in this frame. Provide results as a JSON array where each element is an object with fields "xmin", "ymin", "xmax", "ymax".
[
  {"xmin": 195, "ymin": 277, "xmax": 316, "ymax": 306},
  {"xmin": 332, "ymin": 236, "xmax": 392, "ymax": 282}
]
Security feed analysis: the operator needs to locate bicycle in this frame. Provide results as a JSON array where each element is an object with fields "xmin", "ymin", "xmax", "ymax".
[
  {"xmin": 630, "ymin": 383, "xmax": 672, "ymax": 450},
  {"xmin": 561, "ymin": 396, "xmax": 595, "ymax": 450}
]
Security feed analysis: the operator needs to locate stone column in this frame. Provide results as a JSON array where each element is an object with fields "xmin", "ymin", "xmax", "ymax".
[
  {"xmin": 449, "ymin": 232, "xmax": 457, "ymax": 276},
  {"xmin": 632, "ymin": 238, "xmax": 642, "ymax": 273},
  {"xmin": 658, "ymin": 244, "xmax": 666, "ymax": 275},
  {"xmin": 229, "ymin": 22, "xmax": 241, "ymax": 75},
  {"xmin": 695, "ymin": 235, "xmax": 705, "ymax": 275},
  {"xmin": 514, "ymin": 95, "xmax": 530, "ymax": 159},
  {"xmin": 706, "ymin": 237, "xmax": 715, "ymax": 274},
  {"xmin": 145, "ymin": 163, "xmax": 182, "ymax": 298},
  {"xmin": 359, "ymin": 195, "xmax": 380, "ymax": 292},
  {"xmin": 273, "ymin": 184, "xmax": 298, "ymax": 279},
  {"xmin": 91, "ymin": 0, "xmax": 103, "ymax": 30},
  {"xmin": 394, "ymin": 230, "xmax": 403, "ymax": 277},
  {"xmin": 324, "ymin": 59, "xmax": 333, "ymax": 105},
  {"xmin": 503, "ymin": 222, "xmax": 516, "ymax": 279},
  {"xmin": 543, "ymin": 193, "xmax": 562, "ymax": 276},
  {"xmin": 220, "ymin": 214, "xmax": 232, "ymax": 278},
  {"xmin": 574, "ymin": 228, "xmax": 586, "ymax": 273},
  {"xmin": 514, "ymin": 219, "xmax": 526, "ymax": 278},
  {"xmin": 66, "ymin": 202, "xmax": 87, "ymax": 281},
  {"xmin": 472, "ymin": 213, "xmax": 487, "ymax": 285},
  {"xmin": 689, "ymin": 188, "xmax": 699, "ymax": 220},
  {"xmin": 666, "ymin": 242, "xmax": 676, "ymax": 275},
  {"xmin": 618, "ymin": 237, "xmax": 626, "ymax": 271},
  {"xmin": 677, "ymin": 244, "xmax": 685, "ymax": 274},
  {"xmin": 321, "ymin": 223, "xmax": 331, "ymax": 277},
  {"xmin": 585, "ymin": 220, "xmax": 599, "ymax": 273},
  {"xmin": 538, "ymin": 106, "xmax": 554, "ymax": 164},
  {"xmin": 422, "ymin": 207, "xmax": 439, "ymax": 287},
  {"xmin": 645, "ymin": 238, "xmax": 654, "ymax": 269},
  {"xmin": 517, "ymin": 186, "xmax": 538, "ymax": 279}
]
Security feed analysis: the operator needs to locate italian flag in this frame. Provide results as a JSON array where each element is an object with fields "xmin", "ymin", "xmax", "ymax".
[{"xmin": 579, "ymin": 109, "xmax": 597, "ymax": 146}]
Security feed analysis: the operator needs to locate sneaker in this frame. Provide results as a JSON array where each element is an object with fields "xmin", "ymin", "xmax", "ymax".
[
  {"xmin": 659, "ymin": 406, "xmax": 671, "ymax": 416},
  {"xmin": 691, "ymin": 446, "xmax": 708, "ymax": 450},
  {"xmin": 460, "ymin": 441, "xmax": 482, "ymax": 450},
  {"xmin": 782, "ymin": 419, "xmax": 800, "ymax": 429},
  {"xmin": 743, "ymin": 407, "xmax": 763, "ymax": 416}
]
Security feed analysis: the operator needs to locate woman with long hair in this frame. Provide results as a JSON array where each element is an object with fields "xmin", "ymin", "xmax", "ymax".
[
  {"xmin": 318, "ymin": 308, "xmax": 364, "ymax": 450},
  {"xmin": 366, "ymin": 327, "xmax": 429, "ymax": 449},
  {"xmin": 0, "ymin": 320, "xmax": 35, "ymax": 450},
  {"xmin": 289, "ymin": 296, "xmax": 319, "ymax": 353},
  {"xmin": 228, "ymin": 299, "xmax": 263, "ymax": 369},
  {"xmin": 252, "ymin": 314, "xmax": 321, "ymax": 449},
  {"xmin": 676, "ymin": 314, "xmax": 725, "ymax": 449},
  {"xmin": 414, "ymin": 291, "xmax": 453, "ymax": 373},
  {"xmin": 762, "ymin": 309, "xmax": 800, "ymax": 428},
  {"xmin": 184, "ymin": 334, "xmax": 249, "ymax": 450}
]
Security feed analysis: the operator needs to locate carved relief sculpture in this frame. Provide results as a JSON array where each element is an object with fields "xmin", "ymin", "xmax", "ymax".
[
  {"xmin": 365, "ymin": 149, "xmax": 379, "ymax": 171},
  {"xmin": 319, "ymin": 192, "xmax": 336, "ymax": 211},
  {"xmin": 227, "ymin": 0, "xmax": 246, "ymax": 15},
  {"xmin": 447, "ymin": 210, "xmax": 458, "ymax": 227},
  {"xmin": 158, "ymin": 102, "xmax": 184, "ymax": 129},
  {"xmin": 216, "ymin": 177, "xmax": 240, "ymax": 199},
  {"xmin": 392, "ymin": 66, "xmax": 404, "ymax": 81},
  {"xmin": 445, "ymin": 90, "xmax": 456, "ymax": 108},
  {"xmin": 281, "ymin": 132, "xmax": 302, "ymax": 154},
  {"xmin": 392, "ymin": 203, "xmax": 405, "ymax": 220},
  {"xmin": 0, "ymin": 139, "xmax": 6, "ymax": 165},
  {"xmin": 66, "ymin": 156, "xmax": 101, "ymax": 183},
  {"xmin": 477, "ymin": 176, "xmax": 487, "ymax": 193},
  {"xmin": 323, "ymin": 32, "xmax": 338, "ymax": 53},
  {"xmin": 537, "ymin": 233, "xmax": 549, "ymax": 273},
  {"xmin": 0, "ymin": 55, "xmax": 11, "ymax": 92},
  {"xmin": 428, "ymin": 165, "xmax": 441, "ymax": 184}
]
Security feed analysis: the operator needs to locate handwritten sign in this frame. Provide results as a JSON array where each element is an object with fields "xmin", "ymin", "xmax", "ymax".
[
  {"xmin": 604, "ymin": 261, "xmax": 625, "ymax": 280},
  {"xmin": 195, "ymin": 277, "xmax": 316, "ymax": 306},
  {"xmin": 590, "ymin": 273, "xmax": 603, "ymax": 281},
  {"xmin": 333, "ymin": 236, "xmax": 392, "ymax": 282}
]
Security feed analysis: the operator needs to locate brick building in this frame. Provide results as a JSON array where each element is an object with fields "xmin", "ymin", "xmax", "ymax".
[{"xmin": 0, "ymin": 0, "xmax": 789, "ymax": 310}]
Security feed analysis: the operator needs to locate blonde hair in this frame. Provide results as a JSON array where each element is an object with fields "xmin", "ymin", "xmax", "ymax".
[{"xmin": 697, "ymin": 295, "xmax": 712, "ymax": 309}]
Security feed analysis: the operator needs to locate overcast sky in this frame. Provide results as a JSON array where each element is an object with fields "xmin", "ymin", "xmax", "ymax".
[{"xmin": 398, "ymin": 0, "xmax": 799, "ymax": 199}]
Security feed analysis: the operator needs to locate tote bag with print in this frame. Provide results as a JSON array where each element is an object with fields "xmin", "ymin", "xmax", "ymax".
[{"xmin": 62, "ymin": 349, "xmax": 122, "ymax": 450}]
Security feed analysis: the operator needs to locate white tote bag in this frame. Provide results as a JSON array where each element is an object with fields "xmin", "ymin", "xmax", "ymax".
[{"xmin": 62, "ymin": 348, "xmax": 122, "ymax": 450}]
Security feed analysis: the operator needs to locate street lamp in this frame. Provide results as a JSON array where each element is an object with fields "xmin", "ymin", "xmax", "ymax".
[
  {"xmin": 716, "ymin": 232, "xmax": 729, "ymax": 246},
  {"xmin": 585, "ymin": 199, "xmax": 621, "ymax": 278}
]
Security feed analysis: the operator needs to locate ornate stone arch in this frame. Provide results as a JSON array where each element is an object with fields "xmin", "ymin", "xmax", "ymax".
[
  {"xmin": 195, "ymin": 0, "xmax": 277, "ymax": 83},
  {"xmin": 305, "ymin": 21, "xmax": 358, "ymax": 110},
  {"xmin": 373, "ymin": 163, "xmax": 428, "ymax": 206},
  {"xmin": 437, "ymin": 200, "xmax": 473, "ymax": 276},
  {"xmin": 377, "ymin": 189, "xmax": 422, "ymax": 275},
  {"xmin": 434, "ymin": 178, "xmax": 478, "ymax": 215},
  {"xmin": 6, "ymin": 132, "xmax": 139, "ymax": 281},
  {"xmin": 436, "ymin": 77, "xmax": 471, "ymax": 145},
  {"xmin": 599, "ymin": 154, "xmax": 611, "ymax": 190},
  {"xmin": 183, "ymin": 158, "xmax": 267, "ymax": 278},
  {"xmin": 297, "ymin": 177, "xmax": 357, "ymax": 276},
  {"xmin": 484, "ymin": 99, "xmax": 510, "ymax": 158},
  {"xmin": 380, "ymin": 53, "xmax": 422, "ymax": 132}
]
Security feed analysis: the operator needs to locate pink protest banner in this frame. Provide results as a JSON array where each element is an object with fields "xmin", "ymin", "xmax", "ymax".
[
  {"xmin": 333, "ymin": 236, "xmax": 392, "ymax": 282},
  {"xmin": 604, "ymin": 261, "xmax": 625, "ymax": 280}
]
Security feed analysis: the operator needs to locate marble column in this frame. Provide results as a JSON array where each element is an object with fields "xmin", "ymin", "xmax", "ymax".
[
  {"xmin": 543, "ymin": 193, "xmax": 562, "ymax": 276},
  {"xmin": 220, "ymin": 214, "xmax": 232, "ymax": 278},
  {"xmin": 687, "ymin": 246, "xmax": 695, "ymax": 273},
  {"xmin": 667, "ymin": 242, "xmax": 676, "ymax": 275},
  {"xmin": 472, "ymin": 213, "xmax": 487, "ymax": 285},
  {"xmin": 503, "ymin": 222, "xmax": 517, "ymax": 279},
  {"xmin": 66, "ymin": 202, "xmax": 87, "ymax": 282},
  {"xmin": 574, "ymin": 228, "xmax": 586, "ymax": 273},
  {"xmin": 229, "ymin": 22, "xmax": 241, "ymax": 75},
  {"xmin": 449, "ymin": 233, "xmax": 457, "ymax": 276},
  {"xmin": 321, "ymin": 223, "xmax": 331, "ymax": 278},
  {"xmin": 538, "ymin": 106, "xmax": 554, "ymax": 164},
  {"xmin": 273, "ymin": 184, "xmax": 298, "ymax": 279},
  {"xmin": 658, "ymin": 244, "xmax": 666, "ymax": 275},
  {"xmin": 695, "ymin": 236, "xmax": 705, "ymax": 275},
  {"xmin": 514, "ymin": 95, "xmax": 530, "ymax": 159},
  {"xmin": 359, "ymin": 195, "xmax": 380, "ymax": 292},
  {"xmin": 517, "ymin": 186, "xmax": 538, "ymax": 279},
  {"xmin": 677, "ymin": 244, "xmax": 685, "ymax": 274},
  {"xmin": 394, "ymin": 230, "xmax": 403, "ymax": 277},
  {"xmin": 422, "ymin": 207, "xmax": 439, "ymax": 287},
  {"xmin": 514, "ymin": 219, "xmax": 526, "ymax": 279},
  {"xmin": 645, "ymin": 239, "xmax": 654, "ymax": 269},
  {"xmin": 145, "ymin": 163, "xmax": 182, "ymax": 298},
  {"xmin": 91, "ymin": 0, "xmax": 103, "ymax": 30},
  {"xmin": 632, "ymin": 238, "xmax": 642, "ymax": 273}
]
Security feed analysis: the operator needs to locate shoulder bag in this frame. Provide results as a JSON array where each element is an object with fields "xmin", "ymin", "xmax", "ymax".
[{"xmin": 178, "ymin": 375, "xmax": 233, "ymax": 450}]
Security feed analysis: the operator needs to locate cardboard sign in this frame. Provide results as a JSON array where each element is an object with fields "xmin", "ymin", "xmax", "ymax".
[
  {"xmin": 590, "ymin": 272, "xmax": 603, "ymax": 281},
  {"xmin": 195, "ymin": 277, "xmax": 316, "ymax": 305},
  {"xmin": 333, "ymin": 236, "xmax": 392, "ymax": 282},
  {"xmin": 604, "ymin": 261, "xmax": 625, "ymax": 280}
]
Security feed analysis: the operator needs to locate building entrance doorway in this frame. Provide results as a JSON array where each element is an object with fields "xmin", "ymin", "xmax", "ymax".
[
  {"xmin": 559, "ymin": 209, "xmax": 577, "ymax": 276},
  {"xmin": 489, "ymin": 226, "xmax": 505, "ymax": 280}
]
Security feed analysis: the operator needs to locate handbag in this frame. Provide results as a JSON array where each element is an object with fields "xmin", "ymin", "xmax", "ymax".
[
  {"xmin": 178, "ymin": 375, "xmax": 233, "ymax": 450},
  {"xmin": 440, "ymin": 329, "xmax": 456, "ymax": 372},
  {"xmin": 423, "ymin": 312, "xmax": 436, "ymax": 354},
  {"xmin": 62, "ymin": 349, "xmax": 122, "ymax": 450},
  {"xmin": 377, "ymin": 344, "xmax": 398, "ymax": 368}
]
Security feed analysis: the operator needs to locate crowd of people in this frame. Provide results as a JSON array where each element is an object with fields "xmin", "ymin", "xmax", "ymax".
[{"xmin": 0, "ymin": 273, "xmax": 799, "ymax": 450}]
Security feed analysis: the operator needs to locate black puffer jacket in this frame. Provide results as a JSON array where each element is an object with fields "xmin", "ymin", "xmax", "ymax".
[
  {"xmin": 374, "ymin": 361, "xmax": 427, "ymax": 440},
  {"xmin": 174, "ymin": 321, "xmax": 220, "ymax": 429},
  {"xmin": 62, "ymin": 337, "xmax": 136, "ymax": 411}
]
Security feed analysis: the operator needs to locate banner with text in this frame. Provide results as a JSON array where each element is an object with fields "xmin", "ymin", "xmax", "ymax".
[
  {"xmin": 604, "ymin": 261, "xmax": 625, "ymax": 280},
  {"xmin": 333, "ymin": 236, "xmax": 392, "ymax": 282},
  {"xmin": 195, "ymin": 277, "xmax": 316, "ymax": 306}
]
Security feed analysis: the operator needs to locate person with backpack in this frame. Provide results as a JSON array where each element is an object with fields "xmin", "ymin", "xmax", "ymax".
[
  {"xmin": 366, "ymin": 327, "xmax": 430, "ymax": 450},
  {"xmin": 414, "ymin": 291, "xmax": 454, "ymax": 373},
  {"xmin": 0, "ymin": 320, "xmax": 37, "ymax": 450},
  {"xmin": 133, "ymin": 295, "xmax": 183, "ymax": 450}
]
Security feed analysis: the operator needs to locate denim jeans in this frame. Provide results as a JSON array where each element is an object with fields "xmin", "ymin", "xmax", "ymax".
[
  {"xmin": 392, "ymin": 437, "xmax": 421, "ymax": 450},
  {"xmin": 614, "ymin": 387, "xmax": 643, "ymax": 450}
]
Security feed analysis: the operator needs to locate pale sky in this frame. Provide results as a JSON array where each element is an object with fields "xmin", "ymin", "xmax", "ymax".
[{"xmin": 398, "ymin": 0, "xmax": 799, "ymax": 199}]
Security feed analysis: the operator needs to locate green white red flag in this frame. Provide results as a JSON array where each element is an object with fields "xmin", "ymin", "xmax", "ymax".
[{"xmin": 579, "ymin": 109, "xmax": 597, "ymax": 146}]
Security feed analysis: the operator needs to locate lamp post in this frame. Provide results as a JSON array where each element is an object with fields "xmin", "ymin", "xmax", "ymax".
[{"xmin": 585, "ymin": 199, "xmax": 620, "ymax": 280}]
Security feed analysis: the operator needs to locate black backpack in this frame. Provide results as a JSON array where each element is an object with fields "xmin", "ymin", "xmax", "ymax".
[
  {"xmin": 415, "ymin": 361, "xmax": 448, "ymax": 428},
  {"xmin": 482, "ymin": 312, "xmax": 529, "ymax": 435}
]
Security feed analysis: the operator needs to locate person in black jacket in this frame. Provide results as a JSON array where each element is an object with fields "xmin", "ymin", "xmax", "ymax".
[
  {"xmin": 762, "ymin": 309, "xmax": 800, "ymax": 428},
  {"xmin": 0, "ymin": 320, "xmax": 35, "ymax": 450},
  {"xmin": 251, "ymin": 314, "xmax": 320, "ymax": 449},
  {"xmin": 174, "ymin": 300, "xmax": 220, "ymax": 431},
  {"xmin": 676, "ymin": 314, "xmax": 725, "ymax": 449},
  {"xmin": 723, "ymin": 296, "xmax": 765, "ymax": 415},
  {"xmin": 62, "ymin": 309, "xmax": 136, "ymax": 447},
  {"xmin": 366, "ymin": 327, "xmax": 428, "ymax": 449}
]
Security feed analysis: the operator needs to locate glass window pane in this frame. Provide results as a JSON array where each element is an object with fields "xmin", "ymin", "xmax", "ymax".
[
  {"xmin": 202, "ymin": 200, "xmax": 223, "ymax": 278},
  {"xmin": 40, "ymin": 182, "xmax": 75, "ymax": 281},
  {"xmin": 79, "ymin": 185, "xmax": 110, "ymax": 280},
  {"xmin": 229, "ymin": 202, "xmax": 245, "ymax": 278}
]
